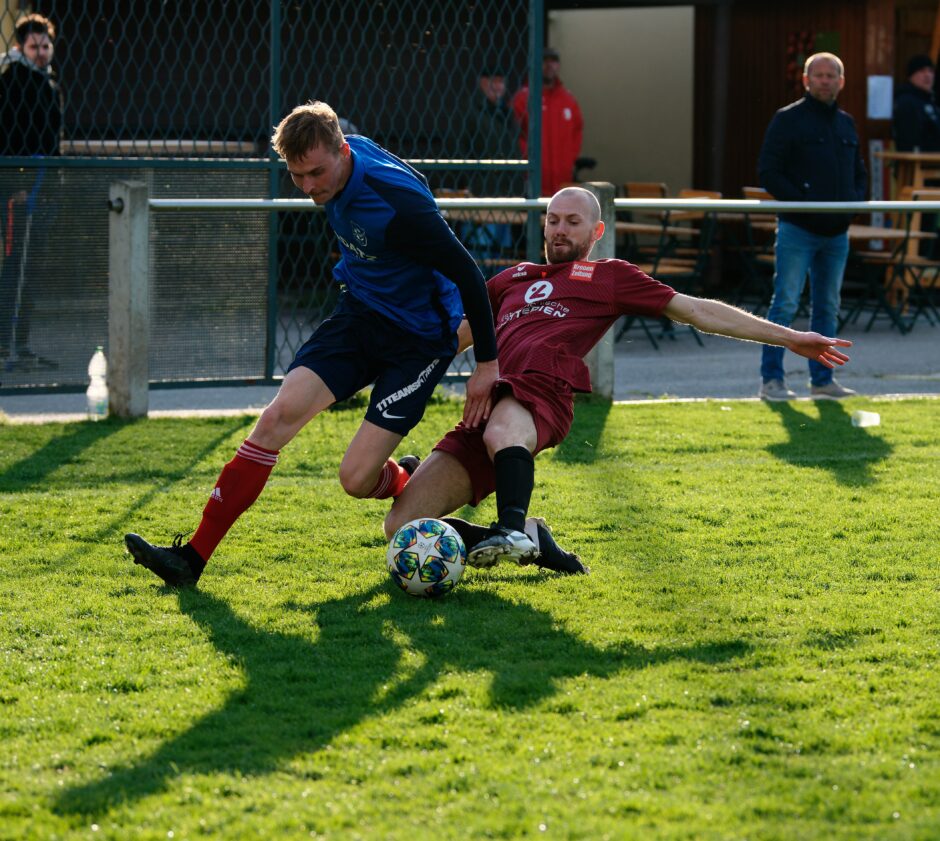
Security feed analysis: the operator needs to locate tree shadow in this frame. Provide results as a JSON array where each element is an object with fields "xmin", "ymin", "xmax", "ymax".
[
  {"xmin": 764, "ymin": 401, "xmax": 892, "ymax": 486},
  {"xmin": 10, "ymin": 416, "xmax": 256, "ymax": 575},
  {"xmin": 551, "ymin": 396, "xmax": 612, "ymax": 465},
  {"xmin": 54, "ymin": 583, "xmax": 749, "ymax": 816},
  {"xmin": 0, "ymin": 420, "xmax": 124, "ymax": 492}
]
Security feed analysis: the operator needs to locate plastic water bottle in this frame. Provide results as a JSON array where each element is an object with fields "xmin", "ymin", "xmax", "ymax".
[
  {"xmin": 86, "ymin": 346, "xmax": 109, "ymax": 421},
  {"xmin": 850, "ymin": 410, "xmax": 880, "ymax": 428}
]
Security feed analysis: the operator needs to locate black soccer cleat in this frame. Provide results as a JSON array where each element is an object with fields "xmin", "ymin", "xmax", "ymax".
[
  {"xmin": 398, "ymin": 454, "xmax": 421, "ymax": 476},
  {"xmin": 124, "ymin": 532, "xmax": 204, "ymax": 587},
  {"xmin": 524, "ymin": 517, "xmax": 589, "ymax": 575}
]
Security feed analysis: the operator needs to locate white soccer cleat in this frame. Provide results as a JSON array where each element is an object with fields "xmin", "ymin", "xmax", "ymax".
[{"xmin": 467, "ymin": 524, "xmax": 539, "ymax": 568}]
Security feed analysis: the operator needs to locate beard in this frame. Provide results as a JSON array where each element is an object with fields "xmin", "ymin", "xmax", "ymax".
[{"xmin": 545, "ymin": 235, "xmax": 592, "ymax": 264}]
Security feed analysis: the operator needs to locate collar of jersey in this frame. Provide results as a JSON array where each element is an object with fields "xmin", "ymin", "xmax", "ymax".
[{"xmin": 328, "ymin": 147, "xmax": 364, "ymax": 213}]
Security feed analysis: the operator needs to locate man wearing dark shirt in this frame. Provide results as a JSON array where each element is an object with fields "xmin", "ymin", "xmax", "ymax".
[
  {"xmin": 385, "ymin": 187, "xmax": 853, "ymax": 574},
  {"xmin": 0, "ymin": 12, "xmax": 62, "ymax": 157},
  {"xmin": 893, "ymin": 54, "xmax": 940, "ymax": 153},
  {"xmin": 0, "ymin": 13, "xmax": 62, "ymax": 365},
  {"xmin": 125, "ymin": 101, "xmax": 500, "ymax": 588},
  {"xmin": 757, "ymin": 52, "xmax": 867, "ymax": 402}
]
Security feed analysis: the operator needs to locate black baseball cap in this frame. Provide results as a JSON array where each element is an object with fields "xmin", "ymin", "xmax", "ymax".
[{"xmin": 543, "ymin": 47, "xmax": 560, "ymax": 61}]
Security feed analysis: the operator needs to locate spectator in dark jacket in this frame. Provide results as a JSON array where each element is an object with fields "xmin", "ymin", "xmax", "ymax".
[
  {"xmin": 0, "ymin": 13, "xmax": 62, "ymax": 366},
  {"xmin": 893, "ymin": 54, "xmax": 940, "ymax": 153},
  {"xmin": 0, "ymin": 13, "xmax": 62, "ymax": 156},
  {"xmin": 462, "ymin": 69, "xmax": 519, "ymax": 197},
  {"xmin": 757, "ymin": 52, "xmax": 867, "ymax": 402}
]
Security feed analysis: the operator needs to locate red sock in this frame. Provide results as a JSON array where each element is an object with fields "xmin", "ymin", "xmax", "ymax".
[
  {"xmin": 366, "ymin": 458, "xmax": 409, "ymax": 500},
  {"xmin": 189, "ymin": 440, "xmax": 279, "ymax": 561}
]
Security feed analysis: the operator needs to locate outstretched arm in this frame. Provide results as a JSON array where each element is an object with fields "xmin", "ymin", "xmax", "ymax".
[{"xmin": 663, "ymin": 294, "xmax": 852, "ymax": 368}]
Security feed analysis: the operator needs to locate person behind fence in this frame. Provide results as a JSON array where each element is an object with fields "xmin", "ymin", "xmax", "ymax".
[
  {"xmin": 462, "ymin": 68, "xmax": 518, "ymax": 195},
  {"xmin": 892, "ymin": 54, "xmax": 940, "ymax": 154},
  {"xmin": 459, "ymin": 67, "xmax": 519, "ymax": 259},
  {"xmin": 893, "ymin": 54, "xmax": 940, "ymax": 255},
  {"xmin": 384, "ymin": 187, "xmax": 853, "ymax": 574},
  {"xmin": 125, "ymin": 100, "xmax": 499, "ymax": 588},
  {"xmin": 0, "ymin": 13, "xmax": 61, "ymax": 156},
  {"xmin": 757, "ymin": 52, "xmax": 866, "ymax": 402},
  {"xmin": 511, "ymin": 47, "xmax": 583, "ymax": 197},
  {"xmin": 0, "ymin": 13, "xmax": 62, "ymax": 367}
]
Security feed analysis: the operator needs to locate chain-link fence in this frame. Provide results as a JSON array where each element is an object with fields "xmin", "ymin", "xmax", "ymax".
[{"xmin": 1, "ymin": 0, "xmax": 539, "ymax": 392}]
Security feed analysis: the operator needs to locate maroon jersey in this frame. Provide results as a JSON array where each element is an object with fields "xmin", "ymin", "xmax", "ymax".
[{"xmin": 487, "ymin": 259, "xmax": 677, "ymax": 392}]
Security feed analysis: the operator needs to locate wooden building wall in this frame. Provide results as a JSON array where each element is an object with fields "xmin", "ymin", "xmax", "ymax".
[{"xmin": 695, "ymin": 0, "xmax": 880, "ymax": 198}]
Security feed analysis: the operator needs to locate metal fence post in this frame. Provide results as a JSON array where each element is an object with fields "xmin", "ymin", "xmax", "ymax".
[
  {"xmin": 108, "ymin": 181, "xmax": 150, "ymax": 418},
  {"xmin": 266, "ymin": 0, "xmax": 282, "ymax": 381},
  {"xmin": 582, "ymin": 182, "xmax": 616, "ymax": 399},
  {"xmin": 525, "ymin": 0, "xmax": 544, "ymax": 261}
]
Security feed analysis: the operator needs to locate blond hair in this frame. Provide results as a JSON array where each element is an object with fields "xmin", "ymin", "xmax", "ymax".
[
  {"xmin": 271, "ymin": 101, "xmax": 345, "ymax": 160},
  {"xmin": 804, "ymin": 52, "xmax": 844, "ymax": 77}
]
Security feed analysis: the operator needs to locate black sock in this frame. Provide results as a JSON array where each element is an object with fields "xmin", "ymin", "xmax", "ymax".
[
  {"xmin": 443, "ymin": 517, "xmax": 492, "ymax": 548},
  {"xmin": 493, "ymin": 446, "xmax": 534, "ymax": 533}
]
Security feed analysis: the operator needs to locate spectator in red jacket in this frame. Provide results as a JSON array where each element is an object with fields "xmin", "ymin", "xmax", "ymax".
[{"xmin": 511, "ymin": 47, "xmax": 584, "ymax": 197}]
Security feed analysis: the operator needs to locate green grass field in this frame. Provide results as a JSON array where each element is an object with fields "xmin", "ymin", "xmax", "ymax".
[{"xmin": 1, "ymin": 395, "xmax": 938, "ymax": 840}]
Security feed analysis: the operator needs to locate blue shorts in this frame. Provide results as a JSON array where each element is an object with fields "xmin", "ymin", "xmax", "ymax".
[{"xmin": 288, "ymin": 294, "xmax": 455, "ymax": 435}]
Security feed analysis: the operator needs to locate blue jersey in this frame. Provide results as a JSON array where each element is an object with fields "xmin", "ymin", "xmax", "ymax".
[{"xmin": 325, "ymin": 135, "xmax": 468, "ymax": 352}]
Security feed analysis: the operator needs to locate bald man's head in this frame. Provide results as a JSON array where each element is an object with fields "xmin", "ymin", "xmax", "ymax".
[
  {"xmin": 548, "ymin": 187, "xmax": 602, "ymax": 226},
  {"xmin": 544, "ymin": 187, "xmax": 605, "ymax": 263}
]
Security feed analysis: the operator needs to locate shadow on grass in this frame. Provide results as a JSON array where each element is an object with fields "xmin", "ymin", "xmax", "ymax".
[
  {"xmin": 53, "ymin": 584, "xmax": 749, "ymax": 816},
  {"xmin": 22, "ymin": 416, "xmax": 256, "ymax": 573},
  {"xmin": 0, "ymin": 420, "xmax": 125, "ymax": 493},
  {"xmin": 764, "ymin": 400, "xmax": 892, "ymax": 486},
  {"xmin": 552, "ymin": 396, "xmax": 612, "ymax": 465}
]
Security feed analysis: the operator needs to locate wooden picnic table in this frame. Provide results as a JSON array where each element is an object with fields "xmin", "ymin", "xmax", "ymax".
[{"xmin": 875, "ymin": 150, "xmax": 940, "ymax": 192}]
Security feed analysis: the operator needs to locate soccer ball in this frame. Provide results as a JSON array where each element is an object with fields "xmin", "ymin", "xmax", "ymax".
[{"xmin": 386, "ymin": 518, "xmax": 466, "ymax": 597}]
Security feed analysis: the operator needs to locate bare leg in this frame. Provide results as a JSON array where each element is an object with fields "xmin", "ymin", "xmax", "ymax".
[
  {"xmin": 384, "ymin": 451, "xmax": 473, "ymax": 539},
  {"xmin": 467, "ymin": 395, "xmax": 540, "ymax": 567},
  {"xmin": 125, "ymin": 367, "xmax": 337, "ymax": 584},
  {"xmin": 339, "ymin": 420, "xmax": 404, "ymax": 498},
  {"xmin": 481, "ymin": 395, "xmax": 538, "ymax": 457},
  {"xmin": 249, "ymin": 367, "xmax": 337, "ymax": 450}
]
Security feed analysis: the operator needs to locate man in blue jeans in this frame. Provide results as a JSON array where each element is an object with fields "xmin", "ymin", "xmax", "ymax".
[{"xmin": 758, "ymin": 52, "xmax": 867, "ymax": 401}]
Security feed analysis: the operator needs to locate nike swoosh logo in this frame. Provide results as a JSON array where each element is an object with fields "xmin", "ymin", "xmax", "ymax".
[{"xmin": 382, "ymin": 409, "xmax": 406, "ymax": 419}]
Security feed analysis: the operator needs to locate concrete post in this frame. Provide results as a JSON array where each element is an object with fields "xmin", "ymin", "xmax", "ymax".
[
  {"xmin": 108, "ymin": 181, "xmax": 149, "ymax": 418},
  {"xmin": 581, "ymin": 181, "xmax": 616, "ymax": 399}
]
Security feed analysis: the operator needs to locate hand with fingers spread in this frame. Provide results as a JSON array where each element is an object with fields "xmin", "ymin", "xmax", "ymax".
[{"xmin": 785, "ymin": 333, "xmax": 852, "ymax": 368}]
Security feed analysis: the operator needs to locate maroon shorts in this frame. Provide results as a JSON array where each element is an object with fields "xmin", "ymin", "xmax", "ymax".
[{"xmin": 434, "ymin": 372, "xmax": 575, "ymax": 506}]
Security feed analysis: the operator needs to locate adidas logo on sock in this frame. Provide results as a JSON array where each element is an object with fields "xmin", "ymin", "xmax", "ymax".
[{"xmin": 210, "ymin": 487, "xmax": 223, "ymax": 502}]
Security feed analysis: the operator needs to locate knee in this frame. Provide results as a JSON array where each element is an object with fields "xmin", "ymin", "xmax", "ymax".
[
  {"xmin": 254, "ymin": 402, "xmax": 290, "ymax": 442},
  {"xmin": 338, "ymin": 462, "xmax": 374, "ymax": 499},
  {"xmin": 482, "ymin": 422, "xmax": 510, "ymax": 461}
]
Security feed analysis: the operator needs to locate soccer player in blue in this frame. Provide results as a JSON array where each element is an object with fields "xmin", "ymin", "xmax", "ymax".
[{"xmin": 125, "ymin": 100, "xmax": 499, "ymax": 587}]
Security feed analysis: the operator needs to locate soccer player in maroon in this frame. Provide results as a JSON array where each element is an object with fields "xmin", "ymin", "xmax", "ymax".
[{"xmin": 385, "ymin": 186, "xmax": 853, "ymax": 573}]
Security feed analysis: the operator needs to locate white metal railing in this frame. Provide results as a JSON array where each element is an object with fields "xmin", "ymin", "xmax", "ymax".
[
  {"xmin": 146, "ymin": 197, "xmax": 940, "ymax": 213},
  {"xmin": 113, "ymin": 184, "xmax": 939, "ymax": 417}
]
